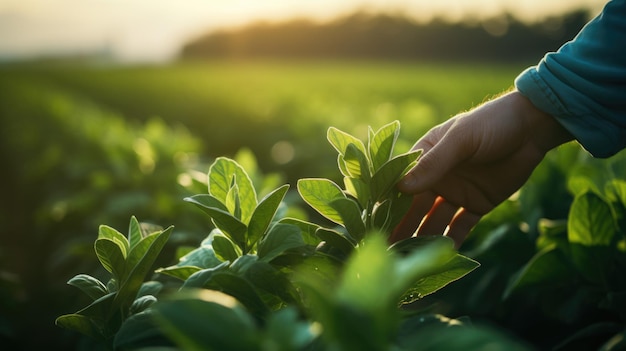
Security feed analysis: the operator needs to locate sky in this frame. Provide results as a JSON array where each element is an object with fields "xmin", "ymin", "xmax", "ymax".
[{"xmin": 0, "ymin": 0, "xmax": 606, "ymax": 63}]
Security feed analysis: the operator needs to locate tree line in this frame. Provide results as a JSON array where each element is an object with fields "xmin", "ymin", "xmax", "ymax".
[{"xmin": 179, "ymin": 9, "xmax": 591, "ymax": 62}]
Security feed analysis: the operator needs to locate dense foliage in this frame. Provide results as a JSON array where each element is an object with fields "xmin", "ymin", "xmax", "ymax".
[{"xmin": 1, "ymin": 62, "xmax": 624, "ymax": 350}]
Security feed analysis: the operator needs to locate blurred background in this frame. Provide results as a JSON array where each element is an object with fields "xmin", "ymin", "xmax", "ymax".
[{"xmin": 0, "ymin": 0, "xmax": 608, "ymax": 349}]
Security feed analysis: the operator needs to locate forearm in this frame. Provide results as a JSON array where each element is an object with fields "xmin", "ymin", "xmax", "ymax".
[{"xmin": 515, "ymin": 0, "xmax": 626, "ymax": 158}]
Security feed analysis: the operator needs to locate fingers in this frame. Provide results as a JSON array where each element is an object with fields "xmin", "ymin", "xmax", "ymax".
[
  {"xmin": 446, "ymin": 209, "xmax": 481, "ymax": 249},
  {"xmin": 416, "ymin": 197, "xmax": 458, "ymax": 236},
  {"xmin": 398, "ymin": 118, "xmax": 473, "ymax": 195},
  {"xmin": 390, "ymin": 195, "xmax": 481, "ymax": 249}
]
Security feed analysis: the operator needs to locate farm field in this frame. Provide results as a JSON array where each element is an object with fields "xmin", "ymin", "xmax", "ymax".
[{"xmin": 1, "ymin": 60, "xmax": 625, "ymax": 350}]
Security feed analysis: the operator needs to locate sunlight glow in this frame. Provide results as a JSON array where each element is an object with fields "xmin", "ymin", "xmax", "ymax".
[{"xmin": 0, "ymin": 0, "xmax": 606, "ymax": 62}]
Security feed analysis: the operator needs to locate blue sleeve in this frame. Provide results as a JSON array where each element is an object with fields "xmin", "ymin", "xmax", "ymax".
[{"xmin": 515, "ymin": 0, "xmax": 626, "ymax": 158}]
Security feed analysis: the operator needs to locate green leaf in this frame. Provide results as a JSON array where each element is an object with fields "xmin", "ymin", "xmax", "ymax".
[
  {"xmin": 98, "ymin": 225, "xmax": 129, "ymax": 258},
  {"xmin": 136, "ymin": 281, "xmax": 163, "ymax": 299},
  {"xmin": 327, "ymin": 126, "xmax": 367, "ymax": 157},
  {"xmin": 225, "ymin": 181, "xmax": 242, "ymax": 220},
  {"xmin": 391, "ymin": 236, "xmax": 459, "ymax": 300},
  {"xmin": 344, "ymin": 176, "xmax": 370, "ymax": 209},
  {"xmin": 330, "ymin": 197, "xmax": 366, "ymax": 241},
  {"xmin": 372, "ymin": 192, "xmax": 414, "ymax": 233},
  {"xmin": 114, "ymin": 226, "xmax": 172, "ymax": 314},
  {"xmin": 369, "ymin": 120, "xmax": 400, "ymax": 171},
  {"xmin": 343, "ymin": 143, "xmax": 371, "ymax": 181},
  {"xmin": 212, "ymin": 234, "xmax": 241, "ymax": 262},
  {"xmin": 370, "ymin": 150, "xmax": 421, "ymax": 201},
  {"xmin": 184, "ymin": 193, "xmax": 229, "ymax": 212},
  {"xmin": 245, "ymin": 262, "xmax": 301, "ymax": 306},
  {"xmin": 399, "ymin": 253, "xmax": 480, "ymax": 304},
  {"xmin": 67, "ymin": 274, "xmax": 108, "ymax": 301},
  {"xmin": 95, "ymin": 238, "xmax": 127, "ymax": 282},
  {"xmin": 248, "ymin": 184, "xmax": 290, "ymax": 249},
  {"xmin": 186, "ymin": 196, "xmax": 248, "ymax": 249},
  {"xmin": 337, "ymin": 234, "xmax": 396, "ymax": 311},
  {"xmin": 504, "ymin": 245, "xmax": 577, "ymax": 298},
  {"xmin": 55, "ymin": 314, "xmax": 102, "ymax": 340},
  {"xmin": 114, "ymin": 310, "xmax": 167, "ymax": 351},
  {"xmin": 315, "ymin": 227, "xmax": 356, "ymax": 255},
  {"xmin": 207, "ymin": 272, "xmax": 271, "ymax": 317},
  {"xmin": 337, "ymin": 154, "xmax": 351, "ymax": 177},
  {"xmin": 156, "ymin": 266, "xmax": 202, "ymax": 281},
  {"xmin": 568, "ymin": 192, "xmax": 617, "ymax": 246},
  {"xmin": 208, "ymin": 157, "xmax": 258, "ymax": 224},
  {"xmin": 153, "ymin": 290, "xmax": 259, "ymax": 351},
  {"xmin": 258, "ymin": 224, "xmax": 306, "ymax": 262},
  {"xmin": 279, "ymin": 217, "xmax": 322, "ymax": 246},
  {"xmin": 129, "ymin": 295, "xmax": 157, "ymax": 315},
  {"xmin": 128, "ymin": 216, "xmax": 142, "ymax": 250},
  {"xmin": 229, "ymin": 254, "xmax": 258, "ymax": 275},
  {"xmin": 297, "ymin": 178, "xmax": 346, "ymax": 225},
  {"xmin": 183, "ymin": 261, "xmax": 230, "ymax": 289}
]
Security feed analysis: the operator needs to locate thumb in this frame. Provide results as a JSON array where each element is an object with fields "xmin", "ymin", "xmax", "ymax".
[{"xmin": 398, "ymin": 130, "xmax": 470, "ymax": 194}]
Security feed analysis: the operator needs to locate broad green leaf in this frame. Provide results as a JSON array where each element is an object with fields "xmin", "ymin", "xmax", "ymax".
[
  {"xmin": 153, "ymin": 290, "xmax": 259, "ymax": 351},
  {"xmin": 95, "ymin": 238, "xmax": 127, "ymax": 282},
  {"xmin": 212, "ymin": 234, "xmax": 240, "ymax": 262},
  {"xmin": 129, "ymin": 295, "xmax": 157, "ymax": 315},
  {"xmin": 185, "ymin": 199, "xmax": 248, "ymax": 249},
  {"xmin": 247, "ymin": 184, "xmax": 290, "ymax": 249},
  {"xmin": 315, "ymin": 228, "xmax": 355, "ymax": 255},
  {"xmin": 337, "ymin": 234, "xmax": 396, "ymax": 311},
  {"xmin": 75, "ymin": 291, "xmax": 116, "ymax": 319},
  {"xmin": 344, "ymin": 176, "xmax": 370, "ymax": 209},
  {"xmin": 156, "ymin": 266, "xmax": 202, "ymax": 281},
  {"xmin": 208, "ymin": 157, "xmax": 257, "ymax": 224},
  {"xmin": 114, "ymin": 310, "xmax": 165, "ymax": 351},
  {"xmin": 330, "ymin": 197, "xmax": 366, "ymax": 241},
  {"xmin": 373, "ymin": 192, "xmax": 414, "ymax": 233},
  {"xmin": 136, "ymin": 281, "xmax": 163, "ymax": 299},
  {"xmin": 568, "ymin": 192, "xmax": 617, "ymax": 246},
  {"xmin": 392, "ymin": 236, "xmax": 458, "ymax": 300},
  {"xmin": 327, "ymin": 126, "xmax": 367, "ymax": 157},
  {"xmin": 183, "ymin": 262, "xmax": 230, "ymax": 289},
  {"xmin": 225, "ymin": 181, "xmax": 242, "ymax": 220},
  {"xmin": 229, "ymin": 254, "xmax": 258, "ymax": 275},
  {"xmin": 297, "ymin": 178, "xmax": 346, "ymax": 224},
  {"xmin": 258, "ymin": 224, "xmax": 306, "ymax": 262},
  {"xmin": 98, "ymin": 225, "xmax": 129, "ymax": 259},
  {"xmin": 337, "ymin": 154, "xmax": 350, "ymax": 177},
  {"xmin": 343, "ymin": 143, "xmax": 371, "ymax": 181},
  {"xmin": 128, "ymin": 216, "xmax": 142, "ymax": 250},
  {"xmin": 114, "ymin": 226, "xmax": 172, "ymax": 314},
  {"xmin": 370, "ymin": 150, "xmax": 421, "ymax": 201},
  {"xmin": 369, "ymin": 121, "xmax": 400, "ymax": 171},
  {"xmin": 208, "ymin": 273, "xmax": 271, "ymax": 316},
  {"xmin": 279, "ymin": 217, "xmax": 322, "ymax": 246},
  {"xmin": 504, "ymin": 245, "xmax": 577, "ymax": 298},
  {"xmin": 399, "ymin": 253, "xmax": 480, "ymax": 304},
  {"xmin": 55, "ymin": 314, "xmax": 102, "ymax": 340},
  {"xmin": 184, "ymin": 194, "xmax": 229, "ymax": 213},
  {"xmin": 245, "ymin": 261, "xmax": 301, "ymax": 306},
  {"xmin": 67, "ymin": 274, "xmax": 108, "ymax": 301}
]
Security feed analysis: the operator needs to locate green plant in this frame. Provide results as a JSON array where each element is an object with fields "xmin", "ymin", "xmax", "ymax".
[
  {"xmin": 55, "ymin": 217, "xmax": 172, "ymax": 348},
  {"xmin": 56, "ymin": 121, "xmax": 515, "ymax": 350}
]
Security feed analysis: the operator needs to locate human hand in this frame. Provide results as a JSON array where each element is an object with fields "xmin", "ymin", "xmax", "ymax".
[{"xmin": 391, "ymin": 91, "xmax": 573, "ymax": 248}]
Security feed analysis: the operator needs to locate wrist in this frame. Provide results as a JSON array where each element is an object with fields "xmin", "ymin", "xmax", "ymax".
[{"xmin": 511, "ymin": 90, "xmax": 574, "ymax": 153}]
